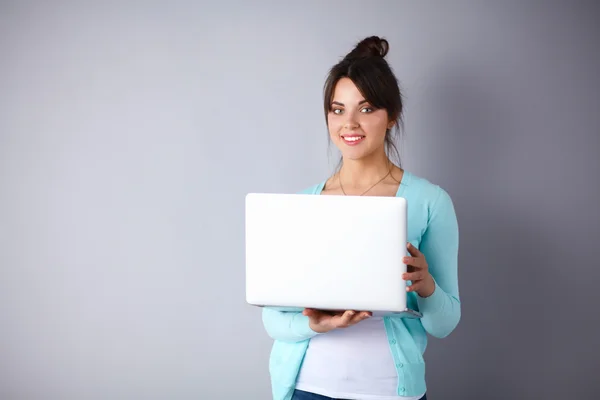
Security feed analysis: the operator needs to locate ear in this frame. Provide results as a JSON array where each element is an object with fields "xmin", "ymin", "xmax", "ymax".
[{"xmin": 387, "ymin": 120, "xmax": 395, "ymax": 129}]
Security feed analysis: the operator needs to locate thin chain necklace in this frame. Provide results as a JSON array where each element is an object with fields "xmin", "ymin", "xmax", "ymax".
[{"xmin": 339, "ymin": 166, "xmax": 392, "ymax": 196}]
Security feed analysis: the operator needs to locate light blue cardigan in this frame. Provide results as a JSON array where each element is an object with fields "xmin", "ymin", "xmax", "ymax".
[{"xmin": 262, "ymin": 170, "xmax": 461, "ymax": 399}]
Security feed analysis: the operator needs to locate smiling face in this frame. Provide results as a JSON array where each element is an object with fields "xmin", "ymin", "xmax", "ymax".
[{"xmin": 327, "ymin": 77, "xmax": 394, "ymax": 161}]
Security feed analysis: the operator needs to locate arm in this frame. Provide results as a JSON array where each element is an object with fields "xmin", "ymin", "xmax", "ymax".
[
  {"xmin": 416, "ymin": 187, "xmax": 461, "ymax": 338},
  {"xmin": 262, "ymin": 307, "xmax": 320, "ymax": 343}
]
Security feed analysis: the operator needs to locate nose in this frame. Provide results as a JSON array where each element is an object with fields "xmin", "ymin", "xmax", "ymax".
[{"xmin": 343, "ymin": 113, "xmax": 360, "ymax": 129}]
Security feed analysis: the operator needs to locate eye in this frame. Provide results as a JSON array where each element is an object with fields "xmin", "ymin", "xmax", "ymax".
[
  {"xmin": 332, "ymin": 108, "xmax": 344, "ymax": 115},
  {"xmin": 361, "ymin": 107, "xmax": 373, "ymax": 113}
]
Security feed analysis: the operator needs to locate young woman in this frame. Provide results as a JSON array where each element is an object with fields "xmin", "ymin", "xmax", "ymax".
[{"xmin": 262, "ymin": 36, "xmax": 460, "ymax": 400}]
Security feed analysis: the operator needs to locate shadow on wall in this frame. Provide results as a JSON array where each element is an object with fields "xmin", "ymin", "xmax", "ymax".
[{"xmin": 421, "ymin": 65, "xmax": 573, "ymax": 399}]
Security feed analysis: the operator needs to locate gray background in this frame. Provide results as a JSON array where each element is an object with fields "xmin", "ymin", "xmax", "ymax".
[{"xmin": 1, "ymin": 1, "xmax": 599, "ymax": 399}]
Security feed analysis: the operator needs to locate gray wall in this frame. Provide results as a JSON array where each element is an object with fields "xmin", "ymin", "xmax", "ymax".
[{"xmin": 1, "ymin": 1, "xmax": 599, "ymax": 399}]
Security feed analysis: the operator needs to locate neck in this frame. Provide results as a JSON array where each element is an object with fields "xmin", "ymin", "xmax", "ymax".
[{"xmin": 339, "ymin": 149, "xmax": 393, "ymax": 187}]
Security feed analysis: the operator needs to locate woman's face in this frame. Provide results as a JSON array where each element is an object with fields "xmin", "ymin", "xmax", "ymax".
[{"xmin": 327, "ymin": 77, "xmax": 393, "ymax": 161}]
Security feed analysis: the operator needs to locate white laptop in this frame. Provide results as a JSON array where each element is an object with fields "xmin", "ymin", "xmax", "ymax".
[{"xmin": 245, "ymin": 192, "xmax": 422, "ymax": 318}]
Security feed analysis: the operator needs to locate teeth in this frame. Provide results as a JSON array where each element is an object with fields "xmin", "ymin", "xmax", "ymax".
[{"xmin": 344, "ymin": 136, "xmax": 363, "ymax": 141}]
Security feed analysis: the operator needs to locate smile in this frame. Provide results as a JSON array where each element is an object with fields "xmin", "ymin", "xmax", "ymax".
[{"xmin": 341, "ymin": 135, "xmax": 365, "ymax": 145}]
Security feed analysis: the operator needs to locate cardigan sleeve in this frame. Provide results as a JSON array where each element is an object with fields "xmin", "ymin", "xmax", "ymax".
[
  {"xmin": 416, "ymin": 186, "xmax": 461, "ymax": 338},
  {"xmin": 262, "ymin": 307, "xmax": 320, "ymax": 343}
]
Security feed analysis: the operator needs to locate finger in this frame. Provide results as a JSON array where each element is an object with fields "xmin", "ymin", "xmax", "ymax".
[
  {"xmin": 359, "ymin": 311, "xmax": 372, "ymax": 321},
  {"xmin": 336, "ymin": 310, "xmax": 357, "ymax": 327},
  {"xmin": 349, "ymin": 311, "xmax": 371, "ymax": 324},
  {"xmin": 407, "ymin": 242, "xmax": 422, "ymax": 257},
  {"xmin": 403, "ymin": 271, "xmax": 425, "ymax": 281},
  {"xmin": 407, "ymin": 280, "xmax": 423, "ymax": 292},
  {"xmin": 403, "ymin": 256, "xmax": 423, "ymax": 268}
]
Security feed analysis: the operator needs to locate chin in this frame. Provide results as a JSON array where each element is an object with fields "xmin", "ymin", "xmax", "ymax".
[
  {"xmin": 341, "ymin": 141, "xmax": 388, "ymax": 161},
  {"xmin": 341, "ymin": 150, "xmax": 371, "ymax": 161}
]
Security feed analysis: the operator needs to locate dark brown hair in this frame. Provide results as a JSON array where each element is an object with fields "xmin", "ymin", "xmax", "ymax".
[{"xmin": 323, "ymin": 36, "xmax": 404, "ymax": 167}]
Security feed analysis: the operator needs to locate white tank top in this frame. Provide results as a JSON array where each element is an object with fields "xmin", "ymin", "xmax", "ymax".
[{"xmin": 295, "ymin": 317, "xmax": 424, "ymax": 399}]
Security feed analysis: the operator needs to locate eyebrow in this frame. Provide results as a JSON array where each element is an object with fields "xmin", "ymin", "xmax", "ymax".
[{"xmin": 331, "ymin": 99, "xmax": 369, "ymax": 107}]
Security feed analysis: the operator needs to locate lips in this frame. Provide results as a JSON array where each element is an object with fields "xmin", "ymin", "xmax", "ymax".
[{"xmin": 341, "ymin": 135, "xmax": 365, "ymax": 146}]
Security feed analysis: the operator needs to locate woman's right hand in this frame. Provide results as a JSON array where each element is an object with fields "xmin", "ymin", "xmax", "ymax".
[{"xmin": 302, "ymin": 308, "xmax": 372, "ymax": 333}]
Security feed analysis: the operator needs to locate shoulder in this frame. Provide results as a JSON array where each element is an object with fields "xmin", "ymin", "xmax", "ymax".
[
  {"xmin": 297, "ymin": 181, "xmax": 326, "ymax": 195},
  {"xmin": 403, "ymin": 171, "xmax": 456, "ymax": 222},
  {"xmin": 405, "ymin": 172, "xmax": 449, "ymax": 200}
]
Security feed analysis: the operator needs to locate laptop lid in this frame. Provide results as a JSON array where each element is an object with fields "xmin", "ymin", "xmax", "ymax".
[{"xmin": 245, "ymin": 192, "xmax": 422, "ymax": 318}]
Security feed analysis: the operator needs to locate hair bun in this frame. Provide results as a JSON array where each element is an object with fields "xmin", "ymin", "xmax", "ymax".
[{"xmin": 345, "ymin": 36, "xmax": 389, "ymax": 60}]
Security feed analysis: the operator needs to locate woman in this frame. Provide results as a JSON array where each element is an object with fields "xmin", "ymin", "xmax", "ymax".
[{"xmin": 262, "ymin": 36, "xmax": 460, "ymax": 400}]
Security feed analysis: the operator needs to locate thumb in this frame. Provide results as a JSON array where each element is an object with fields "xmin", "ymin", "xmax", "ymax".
[
  {"xmin": 304, "ymin": 308, "xmax": 327, "ymax": 323},
  {"xmin": 303, "ymin": 308, "xmax": 316, "ymax": 317}
]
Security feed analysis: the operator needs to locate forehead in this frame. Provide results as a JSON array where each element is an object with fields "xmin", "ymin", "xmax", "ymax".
[{"xmin": 332, "ymin": 77, "xmax": 365, "ymax": 100}]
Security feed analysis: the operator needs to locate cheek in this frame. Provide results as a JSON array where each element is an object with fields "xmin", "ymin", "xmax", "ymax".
[
  {"xmin": 327, "ymin": 118, "xmax": 342, "ymax": 138},
  {"xmin": 360, "ymin": 117, "xmax": 388, "ymax": 138}
]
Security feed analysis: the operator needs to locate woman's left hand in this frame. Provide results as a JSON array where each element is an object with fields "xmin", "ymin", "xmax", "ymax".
[{"xmin": 403, "ymin": 242, "xmax": 435, "ymax": 298}]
